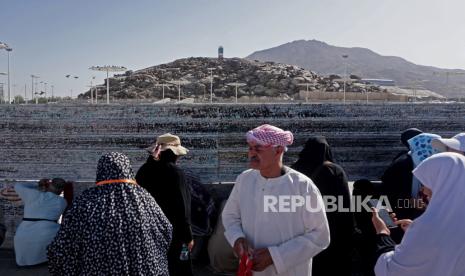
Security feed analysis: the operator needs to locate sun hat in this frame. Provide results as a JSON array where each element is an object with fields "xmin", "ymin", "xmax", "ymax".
[{"xmin": 145, "ymin": 133, "xmax": 189, "ymax": 156}]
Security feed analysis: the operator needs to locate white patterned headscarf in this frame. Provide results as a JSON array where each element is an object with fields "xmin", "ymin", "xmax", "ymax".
[{"xmin": 407, "ymin": 133, "xmax": 441, "ymax": 198}]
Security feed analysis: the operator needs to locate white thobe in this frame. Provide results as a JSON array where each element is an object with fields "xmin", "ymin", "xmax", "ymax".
[{"xmin": 222, "ymin": 168, "xmax": 330, "ymax": 276}]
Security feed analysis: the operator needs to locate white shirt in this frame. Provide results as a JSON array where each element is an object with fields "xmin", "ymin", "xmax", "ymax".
[{"xmin": 222, "ymin": 168, "xmax": 330, "ymax": 276}]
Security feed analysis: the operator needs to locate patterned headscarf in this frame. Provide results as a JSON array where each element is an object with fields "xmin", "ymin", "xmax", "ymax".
[
  {"xmin": 96, "ymin": 152, "xmax": 135, "ymax": 182},
  {"xmin": 246, "ymin": 124, "xmax": 294, "ymax": 148},
  {"xmin": 407, "ymin": 133, "xmax": 441, "ymax": 198},
  {"xmin": 408, "ymin": 133, "xmax": 441, "ymax": 167}
]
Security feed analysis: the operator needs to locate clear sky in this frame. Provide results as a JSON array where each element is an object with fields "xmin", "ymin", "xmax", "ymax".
[{"xmin": 1, "ymin": 0, "xmax": 465, "ymax": 99}]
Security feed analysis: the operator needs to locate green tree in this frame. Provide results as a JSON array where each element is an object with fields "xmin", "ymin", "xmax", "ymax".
[{"xmin": 13, "ymin": 95, "xmax": 25, "ymax": 104}]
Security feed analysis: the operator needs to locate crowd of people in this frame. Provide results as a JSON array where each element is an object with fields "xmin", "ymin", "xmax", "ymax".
[{"xmin": 0, "ymin": 126, "xmax": 464, "ymax": 276}]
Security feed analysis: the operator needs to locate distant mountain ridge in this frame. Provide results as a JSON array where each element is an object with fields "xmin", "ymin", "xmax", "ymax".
[{"xmin": 247, "ymin": 39, "xmax": 465, "ymax": 98}]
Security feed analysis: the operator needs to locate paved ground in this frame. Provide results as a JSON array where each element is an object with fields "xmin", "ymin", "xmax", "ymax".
[{"xmin": 0, "ymin": 249, "xmax": 230, "ymax": 276}]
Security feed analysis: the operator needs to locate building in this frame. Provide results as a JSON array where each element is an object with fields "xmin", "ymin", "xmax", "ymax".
[{"xmin": 361, "ymin": 78, "xmax": 396, "ymax": 86}]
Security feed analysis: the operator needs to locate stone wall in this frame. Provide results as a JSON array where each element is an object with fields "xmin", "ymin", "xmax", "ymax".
[
  {"xmin": 0, "ymin": 103, "xmax": 463, "ymax": 183},
  {"xmin": 300, "ymin": 90, "xmax": 409, "ymax": 102}
]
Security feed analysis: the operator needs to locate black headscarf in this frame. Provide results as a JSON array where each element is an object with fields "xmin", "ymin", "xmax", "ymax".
[
  {"xmin": 400, "ymin": 128, "xmax": 423, "ymax": 149},
  {"xmin": 96, "ymin": 152, "xmax": 135, "ymax": 182},
  {"xmin": 292, "ymin": 136, "xmax": 353, "ymax": 276},
  {"xmin": 292, "ymin": 136, "xmax": 334, "ymax": 176}
]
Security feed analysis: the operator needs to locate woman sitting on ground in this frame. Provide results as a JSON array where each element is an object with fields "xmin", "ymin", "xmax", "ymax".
[
  {"xmin": 13, "ymin": 178, "xmax": 68, "ymax": 266},
  {"xmin": 372, "ymin": 152, "xmax": 465, "ymax": 276}
]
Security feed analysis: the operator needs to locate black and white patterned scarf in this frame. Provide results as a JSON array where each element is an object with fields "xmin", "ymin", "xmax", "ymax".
[
  {"xmin": 96, "ymin": 152, "xmax": 135, "ymax": 182},
  {"xmin": 48, "ymin": 152, "xmax": 173, "ymax": 275}
]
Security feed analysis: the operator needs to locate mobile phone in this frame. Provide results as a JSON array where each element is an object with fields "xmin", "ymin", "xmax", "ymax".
[{"xmin": 369, "ymin": 199, "xmax": 397, "ymax": 228}]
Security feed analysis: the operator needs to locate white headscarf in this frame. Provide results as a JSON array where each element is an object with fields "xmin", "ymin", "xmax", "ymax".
[{"xmin": 375, "ymin": 152, "xmax": 465, "ymax": 276}]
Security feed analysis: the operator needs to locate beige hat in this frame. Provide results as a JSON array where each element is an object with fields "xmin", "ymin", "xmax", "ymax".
[{"xmin": 145, "ymin": 133, "xmax": 189, "ymax": 156}]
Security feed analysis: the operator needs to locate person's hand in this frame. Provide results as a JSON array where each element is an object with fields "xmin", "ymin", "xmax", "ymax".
[
  {"xmin": 395, "ymin": 219, "xmax": 413, "ymax": 232},
  {"xmin": 389, "ymin": 212, "xmax": 397, "ymax": 222},
  {"xmin": 371, "ymin": 207, "xmax": 390, "ymax": 235},
  {"xmin": 233, "ymin": 237, "xmax": 253, "ymax": 257},
  {"xmin": 187, "ymin": 240, "xmax": 195, "ymax": 252},
  {"xmin": 0, "ymin": 187, "xmax": 21, "ymax": 205},
  {"xmin": 252, "ymin": 248, "xmax": 273, "ymax": 271}
]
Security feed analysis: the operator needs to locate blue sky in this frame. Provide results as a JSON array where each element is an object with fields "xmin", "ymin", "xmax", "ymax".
[{"xmin": 1, "ymin": 0, "xmax": 465, "ymax": 98}]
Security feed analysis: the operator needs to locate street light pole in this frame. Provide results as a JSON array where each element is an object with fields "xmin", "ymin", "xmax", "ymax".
[
  {"xmin": 0, "ymin": 83, "xmax": 4, "ymax": 103},
  {"xmin": 6, "ymin": 47, "xmax": 12, "ymax": 104},
  {"xmin": 0, "ymin": 73, "xmax": 6, "ymax": 103},
  {"xmin": 208, "ymin": 68, "xmax": 215, "ymax": 103},
  {"xmin": 90, "ymin": 65, "xmax": 127, "ymax": 104},
  {"xmin": 12, "ymin": 84, "xmax": 17, "ymax": 103},
  {"xmin": 31, "ymin": 75, "xmax": 40, "ymax": 104},
  {"xmin": 342, "ymin": 54, "xmax": 349, "ymax": 104},
  {"xmin": 0, "ymin": 42, "xmax": 12, "ymax": 104},
  {"xmin": 90, "ymin": 76, "xmax": 95, "ymax": 104},
  {"xmin": 31, "ymin": 76, "xmax": 34, "ymax": 103},
  {"xmin": 44, "ymin": 82, "xmax": 48, "ymax": 103},
  {"xmin": 226, "ymin": 82, "xmax": 246, "ymax": 104},
  {"xmin": 106, "ymin": 69, "xmax": 110, "ymax": 104}
]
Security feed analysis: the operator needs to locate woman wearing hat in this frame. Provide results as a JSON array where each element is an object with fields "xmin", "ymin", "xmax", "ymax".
[
  {"xmin": 136, "ymin": 133, "xmax": 194, "ymax": 276},
  {"xmin": 48, "ymin": 152, "xmax": 172, "ymax": 275}
]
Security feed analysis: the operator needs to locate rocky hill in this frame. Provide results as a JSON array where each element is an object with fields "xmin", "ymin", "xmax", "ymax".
[
  {"xmin": 247, "ymin": 39, "xmax": 465, "ymax": 98},
  {"xmin": 78, "ymin": 57, "xmax": 386, "ymax": 101}
]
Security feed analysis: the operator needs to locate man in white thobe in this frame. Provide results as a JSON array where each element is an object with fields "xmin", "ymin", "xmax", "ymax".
[{"xmin": 222, "ymin": 124, "xmax": 330, "ymax": 276}]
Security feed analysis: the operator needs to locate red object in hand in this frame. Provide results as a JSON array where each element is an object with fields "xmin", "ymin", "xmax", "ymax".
[{"xmin": 237, "ymin": 253, "xmax": 253, "ymax": 276}]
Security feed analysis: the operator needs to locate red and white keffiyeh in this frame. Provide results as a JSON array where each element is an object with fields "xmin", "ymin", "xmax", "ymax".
[{"xmin": 246, "ymin": 124, "xmax": 294, "ymax": 147}]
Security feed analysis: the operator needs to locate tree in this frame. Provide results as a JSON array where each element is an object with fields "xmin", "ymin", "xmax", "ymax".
[{"xmin": 13, "ymin": 95, "xmax": 25, "ymax": 104}]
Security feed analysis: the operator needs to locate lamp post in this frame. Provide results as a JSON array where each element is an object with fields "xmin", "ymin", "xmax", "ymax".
[
  {"xmin": 31, "ymin": 75, "xmax": 40, "ymax": 104},
  {"xmin": 297, "ymin": 83, "xmax": 312, "ymax": 102},
  {"xmin": 50, "ymin": 85, "xmax": 54, "ymax": 102},
  {"xmin": 0, "ymin": 72, "xmax": 5, "ymax": 104},
  {"xmin": 89, "ymin": 76, "xmax": 96, "ymax": 104},
  {"xmin": 0, "ymin": 82, "xmax": 4, "ymax": 104},
  {"xmin": 159, "ymin": 67, "xmax": 180, "ymax": 100},
  {"xmin": 90, "ymin": 65, "xmax": 127, "ymax": 104},
  {"xmin": 65, "ymin": 75, "xmax": 79, "ymax": 100},
  {"xmin": 40, "ymin": 81, "xmax": 48, "ymax": 103},
  {"xmin": 208, "ymin": 68, "xmax": 215, "ymax": 103},
  {"xmin": 12, "ymin": 84, "xmax": 17, "ymax": 103},
  {"xmin": 226, "ymin": 82, "xmax": 246, "ymax": 103},
  {"xmin": 0, "ymin": 42, "xmax": 12, "ymax": 104},
  {"xmin": 154, "ymin": 83, "xmax": 172, "ymax": 99},
  {"xmin": 168, "ymin": 80, "xmax": 191, "ymax": 102},
  {"xmin": 93, "ymin": 85, "xmax": 106, "ymax": 103},
  {"xmin": 342, "ymin": 54, "xmax": 349, "ymax": 104},
  {"xmin": 6, "ymin": 48, "xmax": 12, "ymax": 104}
]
